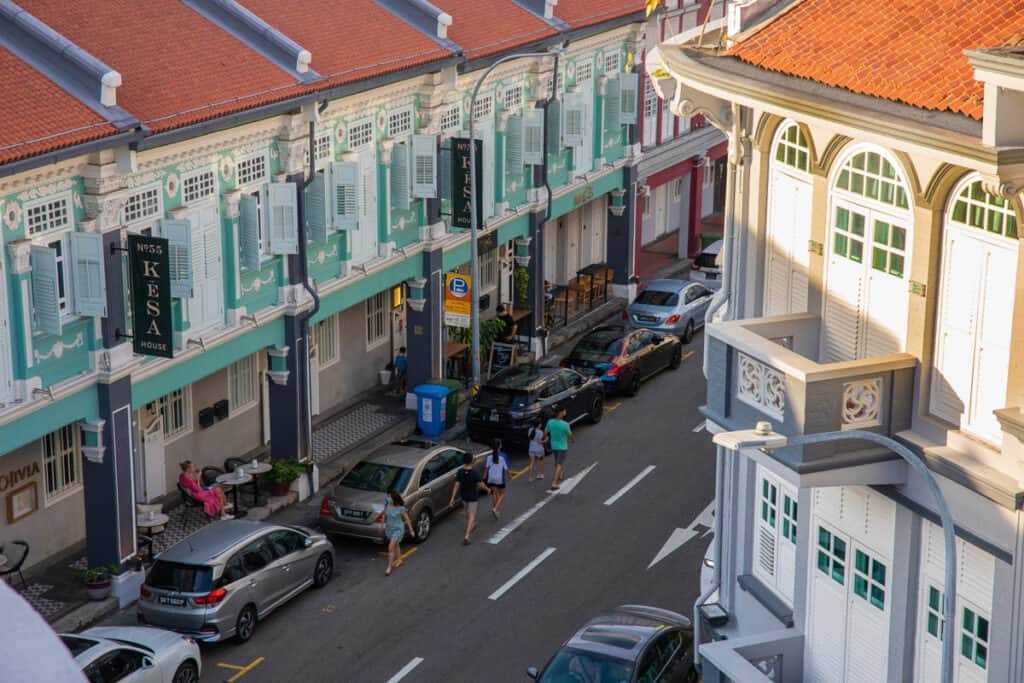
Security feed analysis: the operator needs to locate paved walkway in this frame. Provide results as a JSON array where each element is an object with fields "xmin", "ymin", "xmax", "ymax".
[{"xmin": 312, "ymin": 399, "xmax": 407, "ymax": 464}]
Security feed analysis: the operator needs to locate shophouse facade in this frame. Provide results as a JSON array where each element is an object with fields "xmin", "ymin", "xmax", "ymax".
[{"xmin": 651, "ymin": 1, "xmax": 1024, "ymax": 681}]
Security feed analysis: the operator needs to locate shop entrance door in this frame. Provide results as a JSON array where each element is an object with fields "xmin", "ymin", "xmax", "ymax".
[{"xmin": 142, "ymin": 417, "xmax": 165, "ymax": 502}]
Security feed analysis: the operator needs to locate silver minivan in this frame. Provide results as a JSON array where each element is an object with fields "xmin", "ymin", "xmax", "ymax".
[{"xmin": 138, "ymin": 520, "xmax": 334, "ymax": 643}]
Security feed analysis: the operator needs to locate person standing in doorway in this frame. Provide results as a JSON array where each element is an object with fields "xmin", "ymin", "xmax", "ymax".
[
  {"xmin": 545, "ymin": 407, "xmax": 574, "ymax": 491},
  {"xmin": 394, "ymin": 346, "xmax": 408, "ymax": 394},
  {"xmin": 383, "ymin": 490, "xmax": 414, "ymax": 576},
  {"xmin": 527, "ymin": 417, "xmax": 548, "ymax": 482},
  {"xmin": 486, "ymin": 439, "xmax": 510, "ymax": 518},
  {"xmin": 495, "ymin": 304, "xmax": 518, "ymax": 343},
  {"xmin": 450, "ymin": 452, "xmax": 490, "ymax": 545}
]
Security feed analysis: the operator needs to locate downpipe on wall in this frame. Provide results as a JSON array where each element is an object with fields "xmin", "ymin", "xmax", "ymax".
[{"xmin": 693, "ymin": 445, "xmax": 725, "ymax": 675}]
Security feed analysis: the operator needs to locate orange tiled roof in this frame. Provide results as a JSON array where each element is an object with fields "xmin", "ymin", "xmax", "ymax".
[
  {"xmin": 434, "ymin": 0, "xmax": 557, "ymax": 60},
  {"xmin": 240, "ymin": 0, "xmax": 453, "ymax": 88},
  {"xmin": 728, "ymin": 0, "xmax": 1024, "ymax": 121},
  {"xmin": 555, "ymin": 0, "xmax": 645, "ymax": 29},
  {"xmin": 0, "ymin": 46, "xmax": 117, "ymax": 165},
  {"xmin": 19, "ymin": 0, "xmax": 306, "ymax": 133}
]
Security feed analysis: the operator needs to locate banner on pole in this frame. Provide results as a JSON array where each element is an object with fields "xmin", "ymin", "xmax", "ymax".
[
  {"xmin": 128, "ymin": 234, "xmax": 174, "ymax": 358},
  {"xmin": 451, "ymin": 137, "xmax": 483, "ymax": 229}
]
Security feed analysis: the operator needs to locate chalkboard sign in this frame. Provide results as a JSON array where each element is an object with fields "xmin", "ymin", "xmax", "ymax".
[{"xmin": 488, "ymin": 342, "xmax": 518, "ymax": 378}]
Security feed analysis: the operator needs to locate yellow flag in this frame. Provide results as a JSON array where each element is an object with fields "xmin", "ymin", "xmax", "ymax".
[
  {"xmin": 651, "ymin": 67, "xmax": 671, "ymax": 80},
  {"xmin": 625, "ymin": 52, "xmax": 634, "ymax": 73},
  {"xmin": 645, "ymin": 0, "xmax": 660, "ymax": 17}
]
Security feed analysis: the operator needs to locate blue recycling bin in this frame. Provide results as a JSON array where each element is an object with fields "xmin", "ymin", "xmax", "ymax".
[{"xmin": 414, "ymin": 383, "xmax": 451, "ymax": 437}]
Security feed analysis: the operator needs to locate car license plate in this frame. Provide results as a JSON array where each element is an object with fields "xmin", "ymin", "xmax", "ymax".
[
  {"xmin": 340, "ymin": 507, "xmax": 365, "ymax": 519},
  {"xmin": 490, "ymin": 411, "xmax": 500, "ymax": 422},
  {"xmin": 158, "ymin": 596, "xmax": 185, "ymax": 606},
  {"xmin": 637, "ymin": 315, "xmax": 658, "ymax": 322}
]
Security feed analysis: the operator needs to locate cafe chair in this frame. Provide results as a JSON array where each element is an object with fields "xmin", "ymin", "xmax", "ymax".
[
  {"xmin": 0, "ymin": 540, "xmax": 29, "ymax": 589},
  {"xmin": 224, "ymin": 457, "xmax": 246, "ymax": 474},
  {"xmin": 177, "ymin": 482, "xmax": 216, "ymax": 521},
  {"xmin": 201, "ymin": 466, "xmax": 225, "ymax": 487}
]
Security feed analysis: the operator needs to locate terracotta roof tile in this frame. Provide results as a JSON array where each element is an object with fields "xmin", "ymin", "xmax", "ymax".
[
  {"xmin": 433, "ymin": 0, "xmax": 557, "ymax": 59},
  {"xmin": 555, "ymin": 0, "xmax": 645, "ymax": 29},
  {"xmin": 728, "ymin": 0, "xmax": 1024, "ymax": 120},
  {"xmin": 19, "ymin": 0, "xmax": 304, "ymax": 133},
  {"xmin": 0, "ymin": 46, "xmax": 117, "ymax": 165},
  {"xmin": 239, "ymin": 0, "xmax": 453, "ymax": 87}
]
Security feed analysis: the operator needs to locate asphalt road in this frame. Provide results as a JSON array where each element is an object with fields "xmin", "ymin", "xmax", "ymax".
[{"xmin": 106, "ymin": 341, "xmax": 717, "ymax": 683}]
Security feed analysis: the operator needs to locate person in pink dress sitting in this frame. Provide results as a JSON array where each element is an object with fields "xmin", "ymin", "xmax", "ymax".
[{"xmin": 178, "ymin": 460, "xmax": 231, "ymax": 519}]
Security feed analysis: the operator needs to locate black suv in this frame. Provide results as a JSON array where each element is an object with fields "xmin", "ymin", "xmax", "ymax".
[{"xmin": 467, "ymin": 366, "xmax": 604, "ymax": 450}]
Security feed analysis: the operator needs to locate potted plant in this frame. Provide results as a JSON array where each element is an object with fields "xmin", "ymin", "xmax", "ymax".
[
  {"xmin": 267, "ymin": 459, "xmax": 306, "ymax": 497},
  {"xmin": 79, "ymin": 565, "xmax": 118, "ymax": 601},
  {"xmin": 514, "ymin": 266, "xmax": 530, "ymax": 308}
]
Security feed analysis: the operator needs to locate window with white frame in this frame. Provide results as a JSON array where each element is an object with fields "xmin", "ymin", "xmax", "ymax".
[
  {"xmin": 41, "ymin": 423, "xmax": 81, "ymax": 503},
  {"xmin": 236, "ymin": 154, "xmax": 268, "ymax": 187},
  {"xmin": 473, "ymin": 95, "xmax": 493, "ymax": 122},
  {"xmin": 753, "ymin": 466, "xmax": 798, "ymax": 602},
  {"xmin": 388, "ymin": 107, "xmax": 414, "ymax": 138},
  {"xmin": 366, "ymin": 291, "xmax": 388, "ymax": 349},
  {"xmin": 25, "ymin": 195, "xmax": 71, "ymax": 236},
  {"xmin": 158, "ymin": 387, "xmax": 192, "ymax": 440},
  {"xmin": 481, "ymin": 247, "xmax": 498, "ymax": 291},
  {"xmin": 48, "ymin": 235, "xmax": 70, "ymax": 316},
  {"xmin": 314, "ymin": 314, "xmax": 339, "ymax": 367},
  {"xmin": 123, "ymin": 186, "xmax": 162, "ymax": 225},
  {"xmin": 228, "ymin": 354, "xmax": 259, "ymax": 412},
  {"xmin": 604, "ymin": 52, "xmax": 620, "ymax": 74},
  {"xmin": 441, "ymin": 103, "xmax": 461, "ymax": 132},
  {"xmin": 673, "ymin": 178, "xmax": 684, "ymax": 199},
  {"xmin": 349, "ymin": 120, "xmax": 374, "ymax": 149},
  {"xmin": 642, "ymin": 194, "xmax": 651, "ymax": 216},
  {"xmin": 576, "ymin": 60, "xmax": 594, "ymax": 83},
  {"xmin": 504, "ymin": 85, "xmax": 524, "ymax": 112},
  {"xmin": 774, "ymin": 122, "xmax": 811, "ymax": 173},
  {"xmin": 182, "ymin": 169, "xmax": 217, "ymax": 204},
  {"xmin": 314, "ymin": 132, "xmax": 333, "ymax": 162},
  {"xmin": 643, "ymin": 79, "xmax": 658, "ymax": 118},
  {"xmin": 960, "ymin": 606, "xmax": 990, "ymax": 671}
]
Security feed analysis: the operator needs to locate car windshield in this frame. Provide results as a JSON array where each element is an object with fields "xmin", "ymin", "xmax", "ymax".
[
  {"xmin": 341, "ymin": 462, "xmax": 413, "ymax": 493},
  {"xmin": 474, "ymin": 387, "xmax": 531, "ymax": 410},
  {"xmin": 60, "ymin": 635, "xmax": 99, "ymax": 657},
  {"xmin": 146, "ymin": 561, "xmax": 213, "ymax": 593},
  {"xmin": 540, "ymin": 648, "xmax": 633, "ymax": 683},
  {"xmin": 634, "ymin": 289, "xmax": 678, "ymax": 307}
]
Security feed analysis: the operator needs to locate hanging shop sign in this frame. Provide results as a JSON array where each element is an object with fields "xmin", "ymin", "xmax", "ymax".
[
  {"xmin": 451, "ymin": 137, "xmax": 483, "ymax": 229},
  {"xmin": 128, "ymin": 234, "xmax": 174, "ymax": 359},
  {"xmin": 444, "ymin": 272, "xmax": 472, "ymax": 327}
]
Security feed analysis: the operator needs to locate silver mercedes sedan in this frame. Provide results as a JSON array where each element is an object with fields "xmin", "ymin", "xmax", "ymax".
[{"xmin": 624, "ymin": 279, "xmax": 714, "ymax": 343}]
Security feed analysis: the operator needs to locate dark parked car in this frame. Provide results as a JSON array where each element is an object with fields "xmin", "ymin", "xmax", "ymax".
[
  {"xmin": 528, "ymin": 605, "xmax": 696, "ymax": 682},
  {"xmin": 467, "ymin": 366, "xmax": 604, "ymax": 450},
  {"xmin": 562, "ymin": 325, "xmax": 683, "ymax": 396}
]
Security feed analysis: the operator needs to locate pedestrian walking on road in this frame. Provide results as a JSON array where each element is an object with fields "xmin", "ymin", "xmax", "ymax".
[
  {"xmin": 545, "ymin": 407, "xmax": 574, "ymax": 491},
  {"xmin": 450, "ymin": 452, "xmax": 490, "ymax": 545},
  {"xmin": 527, "ymin": 418, "xmax": 548, "ymax": 482},
  {"xmin": 384, "ymin": 490, "xmax": 414, "ymax": 576},
  {"xmin": 486, "ymin": 439, "xmax": 510, "ymax": 519}
]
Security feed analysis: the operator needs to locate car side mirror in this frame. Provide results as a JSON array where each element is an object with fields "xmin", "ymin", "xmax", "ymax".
[
  {"xmin": 142, "ymin": 657, "xmax": 155, "ymax": 669},
  {"xmin": 526, "ymin": 667, "xmax": 539, "ymax": 679},
  {"xmin": 304, "ymin": 537, "xmax": 314, "ymax": 548}
]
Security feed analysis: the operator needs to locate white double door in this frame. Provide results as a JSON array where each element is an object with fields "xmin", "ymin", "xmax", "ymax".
[{"xmin": 764, "ymin": 170, "xmax": 811, "ymax": 316}]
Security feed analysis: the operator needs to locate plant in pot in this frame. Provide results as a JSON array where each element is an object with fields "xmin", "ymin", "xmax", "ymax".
[
  {"xmin": 514, "ymin": 266, "xmax": 530, "ymax": 308},
  {"xmin": 267, "ymin": 459, "xmax": 306, "ymax": 497},
  {"xmin": 79, "ymin": 564, "xmax": 119, "ymax": 601}
]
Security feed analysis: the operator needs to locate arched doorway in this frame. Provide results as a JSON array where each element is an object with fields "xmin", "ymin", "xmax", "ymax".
[
  {"xmin": 821, "ymin": 146, "xmax": 913, "ymax": 362},
  {"xmin": 764, "ymin": 120, "xmax": 813, "ymax": 316}
]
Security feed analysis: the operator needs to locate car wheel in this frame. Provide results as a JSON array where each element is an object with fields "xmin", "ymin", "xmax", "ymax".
[
  {"xmin": 313, "ymin": 552, "xmax": 333, "ymax": 588},
  {"xmin": 172, "ymin": 661, "xmax": 199, "ymax": 683},
  {"xmin": 234, "ymin": 604, "xmax": 257, "ymax": 643},
  {"xmin": 414, "ymin": 509, "xmax": 432, "ymax": 543},
  {"xmin": 625, "ymin": 374, "xmax": 641, "ymax": 397},
  {"xmin": 588, "ymin": 396, "xmax": 604, "ymax": 424},
  {"xmin": 669, "ymin": 346, "xmax": 683, "ymax": 369},
  {"xmin": 682, "ymin": 320, "xmax": 695, "ymax": 344}
]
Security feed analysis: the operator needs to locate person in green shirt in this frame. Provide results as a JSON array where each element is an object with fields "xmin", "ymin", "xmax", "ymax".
[{"xmin": 545, "ymin": 407, "xmax": 575, "ymax": 491}]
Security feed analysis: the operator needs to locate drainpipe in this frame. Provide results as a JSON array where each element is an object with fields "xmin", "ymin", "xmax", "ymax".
[
  {"xmin": 536, "ymin": 49, "xmax": 561, "ymax": 359},
  {"xmin": 702, "ymin": 101, "xmax": 741, "ymax": 379},
  {"xmin": 693, "ymin": 444, "xmax": 725, "ymax": 674}
]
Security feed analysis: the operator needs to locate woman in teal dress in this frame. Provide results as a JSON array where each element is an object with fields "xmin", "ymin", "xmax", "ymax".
[{"xmin": 384, "ymin": 490, "xmax": 414, "ymax": 576}]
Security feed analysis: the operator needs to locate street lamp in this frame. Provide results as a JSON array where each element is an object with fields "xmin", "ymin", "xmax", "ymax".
[
  {"xmin": 703, "ymin": 421, "xmax": 957, "ymax": 683},
  {"xmin": 467, "ymin": 48, "xmax": 562, "ymax": 387}
]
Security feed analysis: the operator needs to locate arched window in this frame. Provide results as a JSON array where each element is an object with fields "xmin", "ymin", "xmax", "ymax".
[
  {"xmin": 949, "ymin": 180, "xmax": 1018, "ymax": 238},
  {"xmin": 835, "ymin": 150, "xmax": 909, "ymax": 210},
  {"xmin": 773, "ymin": 122, "xmax": 810, "ymax": 173}
]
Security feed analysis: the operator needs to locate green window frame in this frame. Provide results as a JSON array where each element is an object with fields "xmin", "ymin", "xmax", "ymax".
[
  {"xmin": 961, "ymin": 607, "xmax": 989, "ymax": 670},
  {"xmin": 852, "ymin": 549, "xmax": 887, "ymax": 610},
  {"xmin": 926, "ymin": 585, "xmax": 945, "ymax": 639},
  {"xmin": 773, "ymin": 122, "xmax": 810, "ymax": 173},
  {"xmin": 950, "ymin": 179, "xmax": 1018, "ymax": 239},
  {"xmin": 835, "ymin": 151, "xmax": 909, "ymax": 209},
  {"xmin": 833, "ymin": 205, "xmax": 866, "ymax": 264},
  {"xmin": 760, "ymin": 478, "xmax": 777, "ymax": 528},
  {"xmin": 781, "ymin": 494, "xmax": 797, "ymax": 544},
  {"xmin": 816, "ymin": 526, "xmax": 846, "ymax": 585}
]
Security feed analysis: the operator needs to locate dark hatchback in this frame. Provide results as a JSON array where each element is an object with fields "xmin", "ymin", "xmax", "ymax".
[
  {"xmin": 562, "ymin": 325, "xmax": 683, "ymax": 396},
  {"xmin": 467, "ymin": 366, "xmax": 604, "ymax": 450}
]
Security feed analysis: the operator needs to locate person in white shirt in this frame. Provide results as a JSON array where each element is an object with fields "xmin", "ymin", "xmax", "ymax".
[
  {"xmin": 486, "ymin": 439, "xmax": 510, "ymax": 519},
  {"xmin": 527, "ymin": 417, "xmax": 548, "ymax": 482}
]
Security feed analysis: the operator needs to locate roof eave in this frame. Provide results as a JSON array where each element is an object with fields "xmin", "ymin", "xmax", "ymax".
[{"xmin": 0, "ymin": 127, "xmax": 144, "ymax": 180}]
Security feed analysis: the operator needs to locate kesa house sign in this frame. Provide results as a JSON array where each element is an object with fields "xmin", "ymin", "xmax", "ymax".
[{"xmin": 128, "ymin": 234, "xmax": 174, "ymax": 358}]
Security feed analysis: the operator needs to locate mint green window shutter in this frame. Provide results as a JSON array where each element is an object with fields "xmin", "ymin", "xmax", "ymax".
[
  {"xmin": 620, "ymin": 72, "xmax": 638, "ymax": 125},
  {"xmin": 523, "ymin": 109, "xmax": 544, "ymax": 165},
  {"xmin": 162, "ymin": 218, "xmax": 193, "ymax": 299},
  {"xmin": 305, "ymin": 173, "xmax": 327, "ymax": 243},
  {"xmin": 331, "ymin": 162, "xmax": 359, "ymax": 230},
  {"xmin": 411, "ymin": 134, "xmax": 437, "ymax": 199},
  {"xmin": 69, "ymin": 231, "xmax": 107, "ymax": 318},
  {"xmin": 391, "ymin": 143, "xmax": 411, "ymax": 211},
  {"xmin": 546, "ymin": 100, "xmax": 561, "ymax": 155},
  {"xmin": 505, "ymin": 115, "xmax": 523, "ymax": 174},
  {"xmin": 268, "ymin": 182, "xmax": 298, "ymax": 254},
  {"xmin": 562, "ymin": 91, "xmax": 585, "ymax": 147},
  {"xmin": 239, "ymin": 193, "xmax": 260, "ymax": 270},
  {"xmin": 440, "ymin": 141, "xmax": 452, "ymax": 203},
  {"xmin": 30, "ymin": 245, "xmax": 62, "ymax": 335},
  {"xmin": 604, "ymin": 78, "xmax": 621, "ymax": 133}
]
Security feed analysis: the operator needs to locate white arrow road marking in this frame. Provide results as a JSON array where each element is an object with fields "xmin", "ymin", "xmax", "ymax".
[
  {"xmin": 604, "ymin": 465, "xmax": 656, "ymax": 506},
  {"xmin": 386, "ymin": 657, "xmax": 424, "ymax": 683},
  {"xmin": 692, "ymin": 419, "xmax": 706, "ymax": 433},
  {"xmin": 487, "ymin": 463, "xmax": 597, "ymax": 544},
  {"xmin": 488, "ymin": 547, "xmax": 557, "ymax": 600},
  {"xmin": 648, "ymin": 500, "xmax": 715, "ymax": 569}
]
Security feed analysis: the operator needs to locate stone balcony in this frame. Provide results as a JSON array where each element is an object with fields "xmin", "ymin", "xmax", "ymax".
[{"xmin": 703, "ymin": 313, "xmax": 918, "ymax": 473}]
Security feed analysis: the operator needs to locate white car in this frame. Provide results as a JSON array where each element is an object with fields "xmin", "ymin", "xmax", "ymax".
[
  {"xmin": 689, "ymin": 239, "xmax": 723, "ymax": 291},
  {"xmin": 61, "ymin": 626, "xmax": 200, "ymax": 683}
]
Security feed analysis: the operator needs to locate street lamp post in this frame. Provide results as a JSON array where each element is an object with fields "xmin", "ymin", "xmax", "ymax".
[
  {"xmin": 467, "ymin": 49, "xmax": 561, "ymax": 387},
  {"xmin": 704, "ymin": 422, "xmax": 957, "ymax": 683}
]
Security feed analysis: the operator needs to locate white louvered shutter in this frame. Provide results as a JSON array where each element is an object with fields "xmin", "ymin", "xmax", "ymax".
[
  {"xmin": 331, "ymin": 162, "xmax": 359, "ymax": 230},
  {"xmin": 604, "ymin": 78, "xmax": 621, "ymax": 134},
  {"xmin": 971, "ymin": 244, "xmax": 1016, "ymax": 442},
  {"xmin": 562, "ymin": 91, "xmax": 585, "ymax": 147},
  {"xmin": 440, "ymin": 141, "xmax": 452, "ymax": 203},
  {"xmin": 505, "ymin": 115, "xmax": 523, "ymax": 175},
  {"xmin": 620, "ymin": 72, "xmax": 639, "ymax": 125},
  {"xmin": 238, "ymin": 194, "xmax": 260, "ymax": 271},
  {"xmin": 391, "ymin": 143, "xmax": 411, "ymax": 211},
  {"xmin": 930, "ymin": 231, "xmax": 980, "ymax": 424},
  {"xmin": 268, "ymin": 182, "xmax": 298, "ymax": 254},
  {"xmin": 161, "ymin": 218, "xmax": 193, "ymax": 299},
  {"xmin": 30, "ymin": 245, "xmax": 62, "ymax": 335},
  {"xmin": 546, "ymin": 100, "xmax": 561, "ymax": 155},
  {"xmin": 305, "ymin": 173, "xmax": 328, "ymax": 244},
  {"xmin": 753, "ymin": 473, "xmax": 778, "ymax": 585},
  {"xmin": 69, "ymin": 231, "xmax": 107, "ymax": 318},
  {"xmin": 411, "ymin": 134, "xmax": 437, "ymax": 199},
  {"xmin": 523, "ymin": 109, "xmax": 544, "ymax": 165},
  {"xmin": 822, "ymin": 255, "xmax": 866, "ymax": 362}
]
